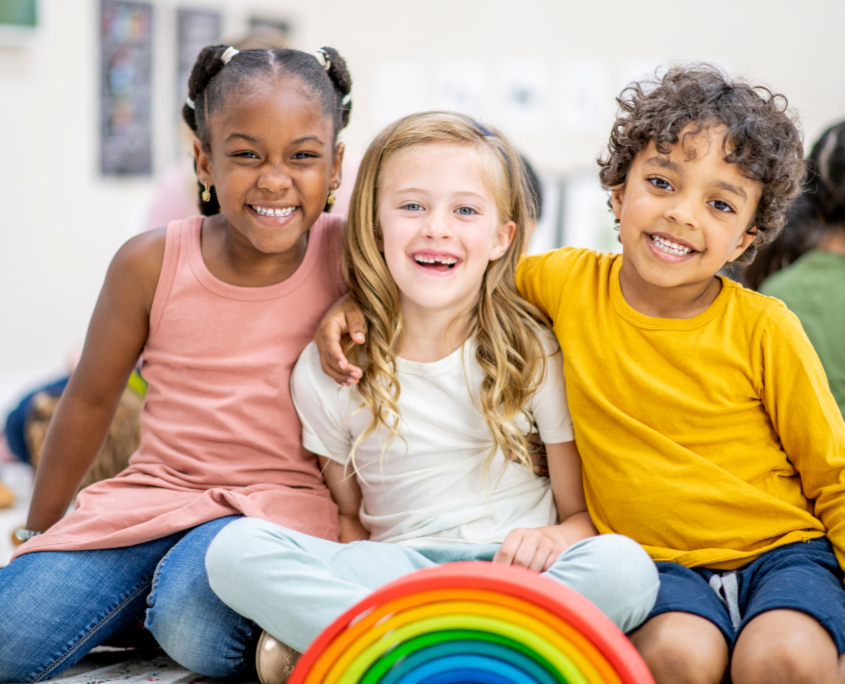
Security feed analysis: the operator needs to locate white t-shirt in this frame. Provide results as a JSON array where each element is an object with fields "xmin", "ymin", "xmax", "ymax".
[{"xmin": 291, "ymin": 333, "xmax": 574, "ymax": 546}]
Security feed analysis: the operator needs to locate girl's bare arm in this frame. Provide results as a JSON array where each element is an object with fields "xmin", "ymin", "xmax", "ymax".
[
  {"xmin": 25, "ymin": 230, "xmax": 166, "ymax": 533},
  {"xmin": 543, "ymin": 440, "xmax": 598, "ymax": 544},
  {"xmin": 318, "ymin": 456, "xmax": 369, "ymax": 543},
  {"xmin": 493, "ymin": 440, "xmax": 597, "ymax": 571}
]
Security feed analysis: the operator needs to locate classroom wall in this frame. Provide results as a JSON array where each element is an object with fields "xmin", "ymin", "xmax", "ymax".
[{"xmin": 2, "ymin": 0, "xmax": 845, "ymax": 407}]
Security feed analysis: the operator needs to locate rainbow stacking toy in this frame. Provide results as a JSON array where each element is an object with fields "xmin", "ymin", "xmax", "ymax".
[{"xmin": 287, "ymin": 561, "xmax": 655, "ymax": 684}]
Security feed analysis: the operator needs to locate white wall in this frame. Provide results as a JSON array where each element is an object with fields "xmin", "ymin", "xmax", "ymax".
[{"xmin": 2, "ymin": 0, "xmax": 845, "ymax": 405}]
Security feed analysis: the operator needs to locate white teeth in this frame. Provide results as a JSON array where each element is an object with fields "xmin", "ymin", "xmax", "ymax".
[
  {"xmin": 254, "ymin": 206, "xmax": 296, "ymax": 217},
  {"xmin": 651, "ymin": 234, "xmax": 692, "ymax": 256},
  {"xmin": 414, "ymin": 255, "xmax": 458, "ymax": 265}
]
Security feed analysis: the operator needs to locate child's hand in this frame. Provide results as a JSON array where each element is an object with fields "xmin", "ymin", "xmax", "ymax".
[
  {"xmin": 493, "ymin": 527, "xmax": 565, "ymax": 572},
  {"xmin": 338, "ymin": 513, "xmax": 370, "ymax": 543},
  {"xmin": 507, "ymin": 433, "xmax": 548, "ymax": 476},
  {"xmin": 314, "ymin": 295, "xmax": 367, "ymax": 386}
]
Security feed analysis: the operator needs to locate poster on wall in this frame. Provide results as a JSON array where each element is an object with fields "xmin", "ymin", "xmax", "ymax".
[
  {"xmin": 0, "ymin": 0, "xmax": 40, "ymax": 45},
  {"xmin": 433, "ymin": 60, "xmax": 486, "ymax": 118},
  {"xmin": 100, "ymin": 0, "xmax": 153, "ymax": 176},
  {"xmin": 498, "ymin": 59, "xmax": 549, "ymax": 131},
  {"xmin": 176, "ymin": 9, "xmax": 221, "ymax": 118}
]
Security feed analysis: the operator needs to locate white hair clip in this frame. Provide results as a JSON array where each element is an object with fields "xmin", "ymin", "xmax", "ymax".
[
  {"xmin": 341, "ymin": 93, "xmax": 351, "ymax": 106},
  {"xmin": 313, "ymin": 49, "xmax": 331, "ymax": 71},
  {"xmin": 185, "ymin": 96, "xmax": 195, "ymax": 110},
  {"xmin": 221, "ymin": 46, "xmax": 240, "ymax": 65}
]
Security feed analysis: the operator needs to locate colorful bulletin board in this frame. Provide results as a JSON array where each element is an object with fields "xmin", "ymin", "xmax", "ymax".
[
  {"xmin": 100, "ymin": 0, "xmax": 153, "ymax": 175},
  {"xmin": 176, "ymin": 9, "xmax": 221, "ymax": 120}
]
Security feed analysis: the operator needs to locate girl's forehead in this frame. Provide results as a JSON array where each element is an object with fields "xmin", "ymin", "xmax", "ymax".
[
  {"xmin": 211, "ymin": 76, "xmax": 333, "ymax": 141},
  {"xmin": 381, "ymin": 143, "xmax": 503, "ymax": 193}
]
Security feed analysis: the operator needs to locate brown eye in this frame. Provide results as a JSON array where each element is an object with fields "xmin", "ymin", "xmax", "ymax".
[
  {"xmin": 648, "ymin": 177, "xmax": 672, "ymax": 191},
  {"xmin": 709, "ymin": 200, "xmax": 734, "ymax": 213}
]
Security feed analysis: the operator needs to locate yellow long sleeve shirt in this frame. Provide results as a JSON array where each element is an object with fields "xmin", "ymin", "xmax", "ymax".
[{"xmin": 517, "ymin": 247, "xmax": 845, "ymax": 571}]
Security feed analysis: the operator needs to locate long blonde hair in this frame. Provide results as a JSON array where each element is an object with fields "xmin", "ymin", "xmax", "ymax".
[{"xmin": 343, "ymin": 111, "xmax": 549, "ymax": 473}]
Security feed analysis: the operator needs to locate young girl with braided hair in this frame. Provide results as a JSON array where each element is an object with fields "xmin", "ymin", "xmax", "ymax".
[
  {"xmin": 0, "ymin": 44, "xmax": 353, "ymax": 681},
  {"xmin": 205, "ymin": 112, "xmax": 660, "ymax": 682}
]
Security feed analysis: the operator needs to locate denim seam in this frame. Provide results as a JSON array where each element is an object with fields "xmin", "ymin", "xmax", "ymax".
[
  {"xmin": 32, "ymin": 579, "xmax": 151, "ymax": 682},
  {"xmin": 148, "ymin": 539, "xmax": 182, "ymax": 605}
]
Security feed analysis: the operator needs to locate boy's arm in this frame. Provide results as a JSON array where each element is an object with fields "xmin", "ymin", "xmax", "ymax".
[
  {"xmin": 762, "ymin": 307, "xmax": 845, "ymax": 572},
  {"xmin": 493, "ymin": 441, "xmax": 597, "ymax": 572},
  {"xmin": 318, "ymin": 456, "xmax": 369, "ymax": 543}
]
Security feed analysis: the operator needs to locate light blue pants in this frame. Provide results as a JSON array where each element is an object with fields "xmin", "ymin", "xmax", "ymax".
[{"xmin": 206, "ymin": 519, "xmax": 659, "ymax": 653}]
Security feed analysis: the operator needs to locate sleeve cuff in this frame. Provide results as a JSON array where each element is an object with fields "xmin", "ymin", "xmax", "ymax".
[
  {"xmin": 302, "ymin": 433, "xmax": 347, "ymax": 464},
  {"xmin": 538, "ymin": 427, "xmax": 575, "ymax": 445}
]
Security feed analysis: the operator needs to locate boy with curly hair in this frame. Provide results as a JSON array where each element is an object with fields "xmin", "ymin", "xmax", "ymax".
[{"xmin": 316, "ymin": 65, "xmax": 845, "ymax": 683}]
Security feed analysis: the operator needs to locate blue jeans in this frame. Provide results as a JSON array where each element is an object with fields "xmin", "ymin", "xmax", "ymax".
[
  {"xmin": 0, "ymin": 516, "xmax": 259, "ymax": 683},
  {"xmin": 206, "ymin": 519, "xmax": 660, "ymax": 654}
]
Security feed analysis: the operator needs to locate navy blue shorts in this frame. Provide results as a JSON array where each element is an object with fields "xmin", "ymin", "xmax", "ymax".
[{"xmin": 646, "ymin": 537, "xmax": 845, "ymax": 654}]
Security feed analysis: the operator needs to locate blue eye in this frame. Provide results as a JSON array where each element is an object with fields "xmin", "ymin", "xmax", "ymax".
[
  {"xmin": 402, "ymin": 203, "xmax": 423, "ymax": 211},
  {"xmin": 456, "ymin": 206, "xmax": 476, "ymax": 215},
  {"xmin": 709, "ymin": 199, "xmax": 735, "ymax": 213},
  {"xmin": 292, "ymin": 152, "xmax": 315, "ymax": 159},
  {"xmin": 235, "ymin": 151, "xmax": 259, "ymax": 159},
  {"xmin": 648, "ymin": 177, "xmax": 673, "ymax": 191}
]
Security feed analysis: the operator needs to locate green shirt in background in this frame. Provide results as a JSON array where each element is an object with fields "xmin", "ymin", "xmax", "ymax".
[{"xmin": 760, "ymin": 250, "xmax": 845, "ymax": 417}]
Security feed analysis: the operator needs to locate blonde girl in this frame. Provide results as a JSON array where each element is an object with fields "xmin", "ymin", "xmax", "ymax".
[{"xmin": 205, "ymin": 112, "xmax": 658, "ymax": 681}]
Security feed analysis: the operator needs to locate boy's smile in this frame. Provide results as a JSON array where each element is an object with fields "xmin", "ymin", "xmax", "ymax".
[{"xmin": 611, "ymin": 127, "xmax": 762, "ymax": 317}]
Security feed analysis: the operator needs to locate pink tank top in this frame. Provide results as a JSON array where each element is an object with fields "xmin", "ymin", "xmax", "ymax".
[{"xmin": 16, "ymin": 214, "xmax": 344, "ymax": 557}]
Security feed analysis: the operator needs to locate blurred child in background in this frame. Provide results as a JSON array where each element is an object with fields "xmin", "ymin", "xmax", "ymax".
[{"xmin": 747, "ymin": 120, "xmax": 845, "ymax": 418}]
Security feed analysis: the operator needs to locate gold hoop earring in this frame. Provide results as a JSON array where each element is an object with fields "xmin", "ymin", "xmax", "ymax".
[
  {"xmin": 326, "ymin": 191, "xmax": 336, "ymax": 205},
  {"xmin": 202, "ymin": 183, "xmax": 211, "ymax": 203}
]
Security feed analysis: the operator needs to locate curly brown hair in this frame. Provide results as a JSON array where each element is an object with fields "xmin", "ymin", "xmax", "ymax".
[{"xmin": 598, "ymin": 65, "xmax": 805, "ymax": 264}]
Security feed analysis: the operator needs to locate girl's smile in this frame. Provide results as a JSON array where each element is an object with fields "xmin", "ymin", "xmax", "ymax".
[
  {"xmin": 410, "ymin": 250, "xmax": 461, "ymax": 274},
  {"xmin": 247, "ymin": 203, "xmax": 299, "ymax": 226}
]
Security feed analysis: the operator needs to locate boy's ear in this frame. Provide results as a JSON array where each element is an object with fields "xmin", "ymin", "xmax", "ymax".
[
  {"xmin": 331, "ymin": 142, "xmax": 345, "ymax": 190},
  {"xmin": 728, "ymin": 226, "xmax": 759, "ymax": 262},
  {"xmin": 490, "ymin": 221, "xmax": 517, "ymax": 261},
  {"xmin": 610, "ymin": 185, "xmax": 625, "ymax": 221},
  {"xmin": 193, "ymin": 138, "xmax": 212, "ymax": 186}
]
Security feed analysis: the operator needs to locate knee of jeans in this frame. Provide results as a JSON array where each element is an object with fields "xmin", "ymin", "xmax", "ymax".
[{"xmin": 146, "ymin": 587, "xmax": 254, "ymax": 678}]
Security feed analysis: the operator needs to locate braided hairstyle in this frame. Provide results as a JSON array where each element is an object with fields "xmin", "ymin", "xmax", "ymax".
[
  {"xmin": 182, "ymin": 46, "xmax": 352, "ymax": 216},
  {"xmin": 746, "ymin": 120, "xmax": 845, "ymax": 289}
]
